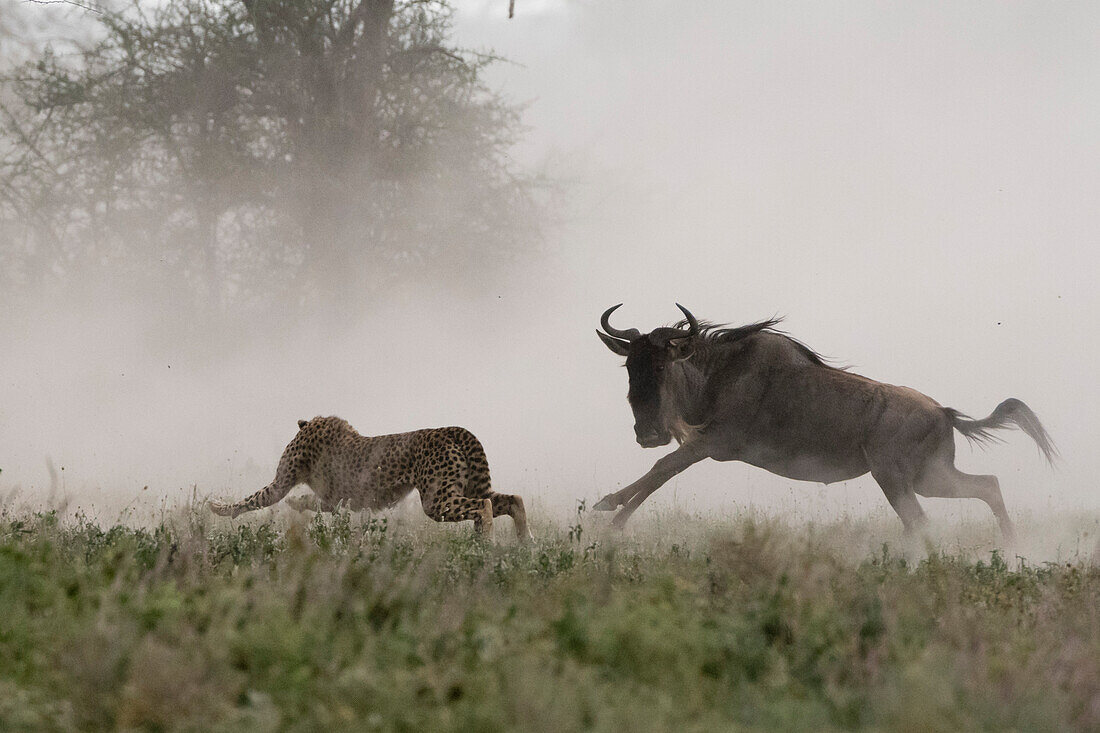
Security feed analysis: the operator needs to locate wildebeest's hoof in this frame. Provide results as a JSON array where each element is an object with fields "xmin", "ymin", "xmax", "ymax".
[
  {"xmin": 593, "ymin": 494, "xmax": 620, "ymax": 511},
  {"xmin": 610, "ymin": 511, "xmax": 631, "ymax": 530}
]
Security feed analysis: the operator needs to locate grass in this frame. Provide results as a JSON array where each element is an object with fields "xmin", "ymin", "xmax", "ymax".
[{"xmin": 1, "ymin": 503, "xmax": 1099, "ymax": 731}]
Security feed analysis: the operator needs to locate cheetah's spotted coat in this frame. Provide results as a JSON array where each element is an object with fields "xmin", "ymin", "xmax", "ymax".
[{"xmin": 209, "ymin": 416, "xmax": 531, "ymax": 539}]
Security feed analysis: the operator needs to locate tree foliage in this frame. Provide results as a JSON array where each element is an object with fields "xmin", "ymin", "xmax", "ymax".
[{"xmin": 1, "ymin": 0, "xmax": 540, "ymax": 310}]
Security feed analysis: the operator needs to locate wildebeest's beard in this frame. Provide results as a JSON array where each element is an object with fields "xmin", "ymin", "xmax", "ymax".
[{"xmin": 626, "ymin": 346, "xmax": 671, "ymax": 447}]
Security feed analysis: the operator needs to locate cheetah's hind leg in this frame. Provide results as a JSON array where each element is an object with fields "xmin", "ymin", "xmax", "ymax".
[
  {"xmin": 419, "ymin": 479, "xmax": 494, "ymax": 536},
  {"xmin": 486, "ymin": 492, "xmax": 533, "ymax": 542}
]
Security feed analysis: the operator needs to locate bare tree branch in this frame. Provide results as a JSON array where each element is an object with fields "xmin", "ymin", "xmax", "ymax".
[
  {"xmin": 21, "ymin": 0, "xmax": 104, "ymax": 14},
  {"xmin": 389, "ymin": 45, "xmax": 465, "ymax": 65}
]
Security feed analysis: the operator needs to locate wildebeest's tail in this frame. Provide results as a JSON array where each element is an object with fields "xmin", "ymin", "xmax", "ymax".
[{"xmin": 946, "ymin": 398, "xmax": 1058, "ymax": 465}]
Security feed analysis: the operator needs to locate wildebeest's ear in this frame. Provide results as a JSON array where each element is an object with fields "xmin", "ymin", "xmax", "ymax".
[
  {"xmin": 667, "ymin": 338, "xmax": 694, "ymax": 362},
  {"xmin": 597, "ymin": 330, "xmax": 631, "ymax": 356}
]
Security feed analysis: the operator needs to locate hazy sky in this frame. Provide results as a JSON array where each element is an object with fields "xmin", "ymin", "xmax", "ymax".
[
  {"xmin": 2, "ymin": 1, "xmax": 1097, "ymax": 532},
  {"xmin": 445, "ymin": 0, "xmax": 1100, "ymax": 515}
]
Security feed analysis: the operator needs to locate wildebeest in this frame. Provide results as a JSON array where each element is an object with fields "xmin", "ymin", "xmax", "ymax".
[{"xmin": 595, "ymin": 304, "xmax": 1056, "ymax": 541}]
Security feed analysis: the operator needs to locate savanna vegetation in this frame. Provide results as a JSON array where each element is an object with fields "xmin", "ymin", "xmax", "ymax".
[{"xmin": 2, "ymin": 504, "xmax": 1099, "ymax": 731}]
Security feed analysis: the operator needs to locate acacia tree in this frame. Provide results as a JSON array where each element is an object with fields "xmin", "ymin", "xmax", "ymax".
[{"xmin": 0, "ymin": 0, "xmax": 540, "ymax": 311}]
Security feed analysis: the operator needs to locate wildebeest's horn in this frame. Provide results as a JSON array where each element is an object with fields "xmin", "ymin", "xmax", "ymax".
[
  {"xmin": 600, "ymin": 304, "xmax": 641, "ymax": 341},
  {"xmin": 676, "ymin": 303, "xmax": 700, "ymax": 336},
  {"xmin": 647, "ymin": 304, "xmax": 701, "ymax": 346}
]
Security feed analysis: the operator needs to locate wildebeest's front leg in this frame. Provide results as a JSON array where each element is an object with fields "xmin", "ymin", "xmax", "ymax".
[{"xmin": 594, "ymin": 443, "xmax": 708, "ymax": 528}]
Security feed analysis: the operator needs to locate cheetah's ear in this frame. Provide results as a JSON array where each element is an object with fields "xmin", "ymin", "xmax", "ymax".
[{"xmin": 298, "ymin": 419, "xmax": 308, "ymax": 429}]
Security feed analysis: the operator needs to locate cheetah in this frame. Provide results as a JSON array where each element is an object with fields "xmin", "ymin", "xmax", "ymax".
[{"xmin": 209, "ymin": 416, "xmax": 531, "ymax": 540}]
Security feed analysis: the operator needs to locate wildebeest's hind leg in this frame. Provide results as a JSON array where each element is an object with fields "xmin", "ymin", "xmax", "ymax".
[
  {"xmin": 914, "ymin": 460, "xmax": 1016, "ymax": 544},
  {"xmin": 868, "ymin": 465, "xmax": 928, "ymax": 537},
  {"xmin": 418, "ymin": 478, "xmax": 494, "ymax": 535}
]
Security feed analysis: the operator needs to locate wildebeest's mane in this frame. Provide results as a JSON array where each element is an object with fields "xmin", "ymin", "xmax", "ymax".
[{"xmin": 670, "ymin": 317, "xmax": 841, "ymax": 369}]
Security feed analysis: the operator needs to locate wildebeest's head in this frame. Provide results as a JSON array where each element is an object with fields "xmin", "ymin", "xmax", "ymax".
[{"xmin": 598, "ymin": 303, "xmax": 700, "ymax": 447}]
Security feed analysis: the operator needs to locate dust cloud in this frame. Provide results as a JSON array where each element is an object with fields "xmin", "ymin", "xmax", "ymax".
[{"xmin": 1, "ymin": 1, "xmax": 1097, "ymax": 553}]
